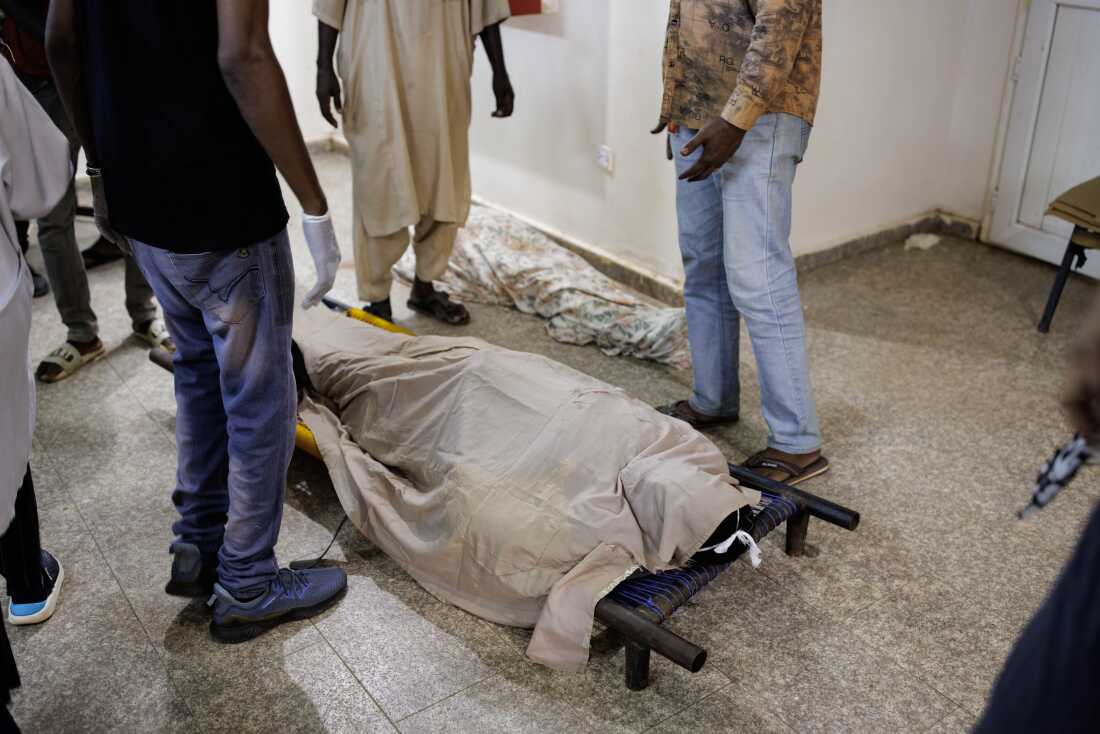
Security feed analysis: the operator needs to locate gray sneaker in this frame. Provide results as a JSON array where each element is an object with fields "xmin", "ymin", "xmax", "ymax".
[{"xmin": 208, "ymin": 566, "xmax": 347, "ymax": 643}]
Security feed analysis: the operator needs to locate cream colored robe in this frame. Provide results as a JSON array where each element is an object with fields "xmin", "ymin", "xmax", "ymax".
[
  {"xmin": 313, "ymin": 0, "xmax": 511, "ymax": 237},
  {"xmin": 294, "ymin": 305, "xmax": 759, "ymax": 671}
]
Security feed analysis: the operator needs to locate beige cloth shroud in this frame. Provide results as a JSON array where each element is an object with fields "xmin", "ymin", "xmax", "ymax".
[
  {"xmin": 313, "ymin": 0, "xmax": 511, "ymax": 301},
  {"xmin": 294, "ymin": 305, "xmax": 759, "ymax": 671}
]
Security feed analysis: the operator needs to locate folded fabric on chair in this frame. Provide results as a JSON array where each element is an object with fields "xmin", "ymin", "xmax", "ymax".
[
  {"xmin": 1048, "ymin": 175, "xmax": 1100, "ymax": 236},
  {"xmin": 293, "ymin": 305, "xmax": 757, "ymax": 671}
]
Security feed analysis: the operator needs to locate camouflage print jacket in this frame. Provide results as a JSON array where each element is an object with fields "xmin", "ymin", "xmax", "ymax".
[{"xmin": 659, "ymin": 0, "xmax": 822, "ymax": 131}]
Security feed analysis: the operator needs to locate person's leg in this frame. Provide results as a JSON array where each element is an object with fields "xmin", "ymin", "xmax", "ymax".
[
  {"xmin": 721, "ymin": 113, "xmax": 822, "ymax": 457},
  {"xmin": 672, "ymin": 126, "xmax": 741, "ymax": 419},
  {"xmin": 212, "ymin": 234, "xmax": 297, "ymax": 593},
  {"xmin": 407, "ymin": 217, "xmax": 469, "ymax": 324},
  {"xmin": 14, "ymin": 220, "xmax": 47, "ymax": 299},
  {"xmin": 127, "ymin": 243, "xmax": 230, "ymax": 586},
  {"xmin": 15, "ymin": 220, "xmax": 29, "ymax": 254},
  {"xmin": 410, "ymin": 216, "xmax": 458, "ymax": 284},
  {"xmin": 354, "ymin": 215, "xmax": 409, "ymax": 317},
  {"xmin": 123, "ymin": 254, "xmax": 160, "ymax": 333},
  {"xmin": 30, "ymin": 79, "xmax": 99, "ymax": 347},
  {"xmin": 0, "ymin": 468, "xmax": 45, "ymax": 606},
  {"xmin": 135, "ymin": 233, "xmax": 298, "ymax": 595},
  {"xmin": 0, "ymin": 467, "xmax": 63, "ymax": 625}
]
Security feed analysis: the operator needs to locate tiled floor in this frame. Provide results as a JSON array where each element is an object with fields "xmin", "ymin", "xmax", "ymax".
[{"xmin": 9, "ymin": 153, "xmax": 1099, "ymax": 732}]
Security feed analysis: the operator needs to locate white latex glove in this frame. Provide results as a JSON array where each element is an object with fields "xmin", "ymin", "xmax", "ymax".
[
  {"xmin": 301, "ymin": 210, "xmax": 341, "ymax": 309},
  {"xmin": 88, "ymin": 168, "xmax": 130, "ymax": 254}
]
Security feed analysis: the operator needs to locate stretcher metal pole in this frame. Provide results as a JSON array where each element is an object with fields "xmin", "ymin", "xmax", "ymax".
[
  {"xmin": 594, "ymin": 597, "xmax": 707, "ymax": 676},
  {"xmin": 321, "ymin": 296, "xmax": 416, "ymax": 336},
  {"xmin": 728, "ymin": 464, "xmax": 860, "ymax": 531}
]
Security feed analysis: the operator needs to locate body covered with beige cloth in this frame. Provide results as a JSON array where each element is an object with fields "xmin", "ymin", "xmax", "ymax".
[{"xmin": 294, "ymin": 306, "xmax": 758, "ymax": 671}]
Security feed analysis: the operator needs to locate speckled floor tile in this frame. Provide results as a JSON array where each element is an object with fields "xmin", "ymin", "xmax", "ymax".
[
  {"xmin": 850, "ymin": 575, "xmax": 1018, "ymax": 714},
  {"xmin": 186, "ymin": 641, "xmax": 395, "ymax": 734},
  {"xmin": 314, "ymin": 561, "xmax": 522, "ymax": 721},
  {"xmin": 928, "ymin": 705, "xmax": 981, "ymax": 733},
  {"xmin": 17, "ymin": 153, "xmax": 1100, "ymax": 731},
  {"xmin": 488, "ymin": 621, "xmax": 731, "ymax": 733},
  {"xmin": 395, "ymin": 671, "xmax": 632, "ymax": 734},
  {"xmin": 643, "ymin": 680, "xmax": 795, "ymax": 734}
]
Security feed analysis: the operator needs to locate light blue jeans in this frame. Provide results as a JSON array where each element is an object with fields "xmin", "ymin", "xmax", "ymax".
[
  {"xmin": 674, "ymin": 113, "xmax": 821, "ymax": 453},
  {"xmin": 130, "ymin": 232, "xmax": 297, "ymax": 593}
]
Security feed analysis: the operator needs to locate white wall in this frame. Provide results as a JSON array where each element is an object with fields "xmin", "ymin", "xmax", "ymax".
[
  {"xmin": 270, "ymin": 3, "xmax": 332, "ymax": 143},
  {"xmin": 268, "ymin": 0, "xmax": 1023, "ymax": 284},
  {"xmin": 467, "ymin": 0, "xmax": 1022, "ymax": 283}
]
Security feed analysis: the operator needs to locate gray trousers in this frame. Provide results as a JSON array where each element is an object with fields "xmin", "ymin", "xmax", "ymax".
[{"xmin": 22, "ymin": 76, "xmax": 156, "ymax": 343}]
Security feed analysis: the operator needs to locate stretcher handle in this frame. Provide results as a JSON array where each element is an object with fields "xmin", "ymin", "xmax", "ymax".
[
  {"xmin": 728, "ymin": 464, "xmax": 860, "ymax": 531},
  {"xmin": 594, "ymin": 598, "xmax": 707, "ymax": 673}
]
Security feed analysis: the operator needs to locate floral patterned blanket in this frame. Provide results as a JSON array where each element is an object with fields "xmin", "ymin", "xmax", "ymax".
[{"xmin": 395, "ymin": 205, "xmax": 690, "ymax": 368}]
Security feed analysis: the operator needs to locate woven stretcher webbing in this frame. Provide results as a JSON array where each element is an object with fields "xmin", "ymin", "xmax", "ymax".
[{"xmin": 605, "ymin": 491, "xmax": 799, "ymax": 622}]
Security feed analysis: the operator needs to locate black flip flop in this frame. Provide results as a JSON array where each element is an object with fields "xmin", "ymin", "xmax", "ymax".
[
  {"xmin": 407, "ymin": 289, "xmax": 470, "ymax": 325},
  {"xmin": 742, "ymin": 450, "xmax": 830, "ymax": 486}
]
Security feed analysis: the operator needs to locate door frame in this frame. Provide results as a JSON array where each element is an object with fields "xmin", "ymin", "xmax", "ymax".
[{"xmin": 981, "ymin": 0, "xmax": 1030, "ymax": 242}]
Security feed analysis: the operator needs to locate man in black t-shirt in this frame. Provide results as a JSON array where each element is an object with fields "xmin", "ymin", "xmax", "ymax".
[{"xmin": 46, "ymin": 0, "xmax": 347, "ymax": 641}]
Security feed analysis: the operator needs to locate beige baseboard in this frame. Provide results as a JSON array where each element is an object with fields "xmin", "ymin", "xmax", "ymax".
[
  {"xmin": 470, "ymin": 197, "xmax": 980, "ymax": 308},
  {"xmin": 792, "ymin": 210, "xmax": 980, "ymax": 275},
  {"xmin": 318, "ymin": 143, "xmax": 981, "ymax": 307}
]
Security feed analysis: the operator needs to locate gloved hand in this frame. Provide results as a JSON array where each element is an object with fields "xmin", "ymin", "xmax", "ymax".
[
  {"xmin": 88, "ymin": 167, "xmax": 130, "ymax": 254},
  {"xmin": 301, "ymin": 210, "xmax": 341, "ymax": 309}
]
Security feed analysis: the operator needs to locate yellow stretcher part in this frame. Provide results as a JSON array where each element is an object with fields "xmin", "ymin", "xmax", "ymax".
[
  {"xmin": 340, "ymin": 305, "xmax": 416, "ymax": 336},
  {"xmin": 295, "ymin": 422, "xmax": 322, "ymax": 460}
]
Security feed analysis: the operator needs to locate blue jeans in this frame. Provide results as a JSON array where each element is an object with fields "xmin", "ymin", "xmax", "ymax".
[
  {"xmin": 129, "ymin": 232, "xmax": 297, "ymax": 593},
  {"xmin": 674, "ymin": 114, "xmax": 821, "ymax": 453}
]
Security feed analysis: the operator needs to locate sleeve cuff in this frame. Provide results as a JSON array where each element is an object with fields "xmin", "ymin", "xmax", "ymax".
[
  {"xmin": 721, "ymin": 91, "xmax": 768, "ymax": 131},
  {"xmin": 312, "ymin": 0, "xmax": 345, "ymax": 31}
]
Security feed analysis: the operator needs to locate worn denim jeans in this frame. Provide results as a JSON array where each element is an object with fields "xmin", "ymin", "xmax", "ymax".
[
  {"xmin": 673, "ymin": 113, "xmax": 821, "ymax": 453},
  {"xmin": 129, "ymin": 232, "xmax": 297, "ymax": 593}
]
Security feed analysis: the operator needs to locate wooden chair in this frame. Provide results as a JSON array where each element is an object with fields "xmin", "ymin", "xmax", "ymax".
[{"xmin": 1038, "ymin": 176, "xmax": 1100, "ymax": 333}]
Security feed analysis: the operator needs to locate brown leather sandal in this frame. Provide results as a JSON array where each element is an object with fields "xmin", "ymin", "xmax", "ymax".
[{"xmin": 742, "ymin": 450, "xmax": 830, "ymax": 486}]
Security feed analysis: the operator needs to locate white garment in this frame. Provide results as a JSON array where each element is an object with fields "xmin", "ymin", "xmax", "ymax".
[{"xmin": 0, "ymin": 59, "xmax": 72, "ymax": 533}]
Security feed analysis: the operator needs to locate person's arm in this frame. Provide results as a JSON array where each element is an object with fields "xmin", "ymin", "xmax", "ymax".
[
  {"xmin": 0, "ymin": 0, "xmax": 45, "ymax": 40},
  {"xmin": 43, "ymin": 0, "xmax": 97, "ymax": 164},
  {"xmin": 678, "ymin": 0, "xmax": 813, "ymax": 182},
  {"xmin": 316, "ymin": 20, "xmax": 342, "ymax": 128},
  {"xmin": 478, "ymin": 22, "xmax": 513, "ymax": 118},
  {"xmin": 215, "ymin": 0, "xmax": 326, "ymax": 216}
]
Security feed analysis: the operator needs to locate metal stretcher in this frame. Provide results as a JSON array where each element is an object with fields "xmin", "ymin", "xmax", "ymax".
[{"xmin": 148, "ymin": 296, "xmax": 860, "ymax": 691}]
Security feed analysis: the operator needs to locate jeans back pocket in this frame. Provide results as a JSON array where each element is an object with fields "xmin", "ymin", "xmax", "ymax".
[{"xmin": 167, "ymin": 248, "xmax": 266, "ymax": 325}]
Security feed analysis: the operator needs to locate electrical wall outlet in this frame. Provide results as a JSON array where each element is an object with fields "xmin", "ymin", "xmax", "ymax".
[{"xmin": 597, "ymin": 144, "xmax": 615, "ymax": 174}]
